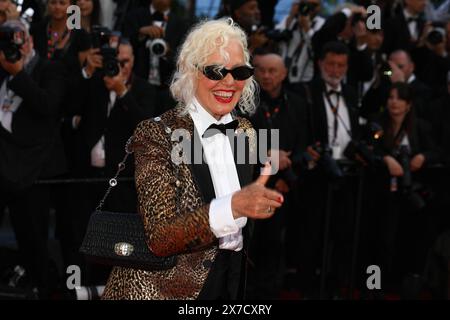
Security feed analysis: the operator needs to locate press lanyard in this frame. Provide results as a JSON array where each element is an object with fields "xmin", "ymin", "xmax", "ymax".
[{"xmin": 325, "ymin": 91, "xmax": 340, "ymax": 145}]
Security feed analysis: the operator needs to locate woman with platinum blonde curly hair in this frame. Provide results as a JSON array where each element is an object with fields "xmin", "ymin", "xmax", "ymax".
[
  {"xmin": 102, "ymin": 18, "xmax": 283, "ymax": 300},
  {"xmin": 170, "ymin": 18, "xmax": 258, "ymax": 116}
]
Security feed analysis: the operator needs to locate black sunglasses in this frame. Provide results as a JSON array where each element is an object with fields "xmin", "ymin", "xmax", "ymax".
[{"xmin": 202, "ymin": 65, "xmax": 254, "ymax": 81}]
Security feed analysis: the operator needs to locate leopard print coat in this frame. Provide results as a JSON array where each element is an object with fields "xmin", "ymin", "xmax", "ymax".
[{"xmin": 102, "ymin": 108, "xmax": 256, "ymax": 300}]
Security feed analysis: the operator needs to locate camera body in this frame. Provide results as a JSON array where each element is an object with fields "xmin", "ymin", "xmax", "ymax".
[
  {"xmin": 0, "ymin": 25, "xmax": 25, "ymax": 63},
  {"xmin": 264, "ymin": 28, "xmax": 293, "ymax": 42},
  {"xmin": 312, "ymin": 144, "xmax": 344, "ymax": 179},
  {"xmin": 90, "ymin": 25, "xmax": 120, "ymax": 77},
  {"xmin": 344, "ymin": 122, "xmax": 384, "ymax": 166},
  {"xmin": 394, "ymin": 145, "xmax": 430, "ymax": 212},
  {"xmin": 426, "ymin": 22, "xmax": 446, "ymax": 46},
  {"xmin": 427, "ymin": 30, "xmax": 444, "ymax": 45}
]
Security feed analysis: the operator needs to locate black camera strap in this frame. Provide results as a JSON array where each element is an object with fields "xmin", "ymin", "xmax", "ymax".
[
  {"xmin": 325, "ymin": 91, "xmax": 340, "ymax": 144},
  {"xmin": 324, "ymin": 90, "xmax": 353, "ymax": 144},
  {"xmin": 288, "ymin": 30, "xmax": 313, "ymax": 81}
]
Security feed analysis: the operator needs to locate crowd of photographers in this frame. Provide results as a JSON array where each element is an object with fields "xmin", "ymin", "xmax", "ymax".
[{"xmin": 0, "ymin": 0, "xmax": 449, "ymax": 299}]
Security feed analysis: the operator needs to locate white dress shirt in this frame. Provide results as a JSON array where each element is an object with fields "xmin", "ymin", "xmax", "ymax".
[
  {"xmin": 91, "ymin": 91, "xmax": 117, "ymax": 168},
  {"xmin": 277, "ymin": 15, "xmax": 325, "ymax": 83},
  {"xmin": 323, "ymin": 83, "xmax": 352, "ymax": 159},
  {"xmin": 403, "ymin": 9, "xmax": 419, "ymax": 41},
  {"xmin": 0, "ymin": 76, "xmax": 23, "ymax": 133},
  {"xmin": 188, "ymin": 97, "xmax": 247, "ymax": 251}
]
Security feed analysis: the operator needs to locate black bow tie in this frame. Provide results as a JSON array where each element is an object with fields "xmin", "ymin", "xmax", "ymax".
[
  {"xmin": 406, "ymin": 17, "xmax": 418, "ymax": 23},
  {"xmin": 327, "ymin": 90, "xmax": 341, "ymax": 96},
  {"xmin": 202, "ymin": 120, "xmax": 239, "ymax": 138}
]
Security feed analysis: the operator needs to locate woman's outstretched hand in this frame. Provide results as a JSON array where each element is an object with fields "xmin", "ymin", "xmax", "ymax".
[{"xmin": 231, "ymin": 164, "xmax": 284, "ymax": 219}]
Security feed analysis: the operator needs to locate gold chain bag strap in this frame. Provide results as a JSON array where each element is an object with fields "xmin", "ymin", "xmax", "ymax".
[{"xmin": 79, "ymin": 118, "xmax": 177, "ymax": 271}]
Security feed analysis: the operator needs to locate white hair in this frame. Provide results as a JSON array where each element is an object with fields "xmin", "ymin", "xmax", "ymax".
[{"xmin": 170, "ymin": 18, "xmax": 258, "ymax": 115}]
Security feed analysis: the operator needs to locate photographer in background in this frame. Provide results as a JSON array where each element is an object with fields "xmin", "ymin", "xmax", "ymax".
[
  {"xmin": 276, "ymin": 0, "xmax": 325, "ymax": 89},
  {"xmin": 382, "ymin": 0, "xmax": 428, "ymax": 55},
  {"xmin": 230, "ymin": 0, "xmax": 268, "ymax": 53},
  {"xmin": 312, "ymin": 4, "xmax": 374, "ymax": 89},
  {"xmin": 246, "ymin": 50, "xmax": 308, "ymax": 299},
  {"xmin": 414, "ymin": 21, "xmax": 450, "ymax": 98},
  {"xmin": 387, "ymin": 50, "xmax": 432, "ymax": 119},
  {"xmin": 75, "ymin": 36, "xmax": 158, "ymax": 285},
  {"xmin": 0, "ymin": 19, "xmax": 67, "ymax": 298},
  {"xmin": 297, "ymin": 41, "xmax": 362, "ymax": 298},
  {"xmin": 122, "ymin": 0, "xmax": 188, "ymax": 86},
  {"xmin": 359, "ymin": 28, "xmax": 391, "ymax": 120},
  {"xmin": 31, "ymin": 0, "xmax": 74, "ymax": 61},
  {"xmin": 372, "ymin": 82, "xmax": 439, "ymax": 298}
]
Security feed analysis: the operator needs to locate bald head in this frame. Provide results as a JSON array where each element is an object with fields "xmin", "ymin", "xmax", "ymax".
[{"xmin": 253, "ymin": 53, "xmax": 287, "ymax": 98}]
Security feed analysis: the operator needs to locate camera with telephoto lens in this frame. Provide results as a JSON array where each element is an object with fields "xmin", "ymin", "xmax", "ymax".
[
  {"xmin": 426, "ymin": 30, "xmax": 444, "ymax": 45},
  {"xmin": 426, "ymin": 22, "xmax": 446, "ymax": 46},
  {"xmin": 148, "ymin": 38, "xmax": 168, "ymax": 57},
  {"xmin": 0, "ymin": 25, "xmax": 25, "ymax": 63},
  {"xmin": 311, "ymin": 144, "xmax": 344, "ymax": 179},
  {"xmin": 394, "ymin": 145, "xmax": 432, "ymax": 213},
  {"xmin": 90, "ymin": 25, "xmax": 120, "ymax": 77},
  {"xmin": 344, "ymin": 122, "xmax": 384, "ymax": 166},
  {"xmin": 146, "ymin": 18, "xmax": 168, "ymax": 57}
]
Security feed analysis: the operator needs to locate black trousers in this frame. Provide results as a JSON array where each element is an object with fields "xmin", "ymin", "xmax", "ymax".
[
  {"xmin": 296, "ymin": 170, "xmax": 357, "ymax": 295},
  {"xmin": 0, "ymin": 185, "xmax": 52, "ymax": 298},
  {"xmin": 197, "ymin": 250, "xmax": 244, "ymax": 300}
]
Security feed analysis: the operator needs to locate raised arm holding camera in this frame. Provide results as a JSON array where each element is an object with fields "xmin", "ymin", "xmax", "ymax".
[
  {"xmin": 275, "ymin": 0, "xmax": 325, "ymax": 88},
  {"xmin": 122, "ymin": 0, "xmax": 189, "ymax": 89},
  {"xmin": 312, "ymin": 4, "xmax": 374, "ymax": 88}
]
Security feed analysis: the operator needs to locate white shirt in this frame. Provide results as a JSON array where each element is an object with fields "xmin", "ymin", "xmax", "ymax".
[
  {"xmin": 277, "ymin": 15, "xmax": 325, "ymax": 83},
  {"xmin": 0, "ymin": 76, "xmax": 23, "ymax": 133},
  {"xmin": 407, "ymin": 74, "xmax": 416, "ymax": 84},
  {"xmin": 99, "ymin": 0, "xmax": 117, "ymax": 30},
  {"xmin": 323, "ymin": 83, "xmax": 352, "ymax": 159},
  {"xmin": 404, "ymin": 9, "xmax": 419, "ymax": 41},
  {"xmin": 91, "ymin": 91, "xmax": 117, "ymax": 168},
  {"xmin": 188, "ymin": 97, "xmax": 247, "ymax": 251}
]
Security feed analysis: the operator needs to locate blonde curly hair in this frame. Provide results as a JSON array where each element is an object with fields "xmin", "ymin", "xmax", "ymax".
[{"xmin": 170, "ymin": 18, "xmax": 257, "ymax": 115}]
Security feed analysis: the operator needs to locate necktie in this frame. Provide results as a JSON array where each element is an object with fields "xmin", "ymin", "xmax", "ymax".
[
  {"xmin": 407, "ymin": 17, "xmax": 418, "ymax": 23},
  {"xmin": 202, "ymin": 120, "xmax": 239, "ymax": 139}
]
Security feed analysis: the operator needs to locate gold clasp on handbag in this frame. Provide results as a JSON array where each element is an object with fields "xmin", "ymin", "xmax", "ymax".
[{"xmin": 114, "ymin": 242, "xmax": 134, "ymax": 257}]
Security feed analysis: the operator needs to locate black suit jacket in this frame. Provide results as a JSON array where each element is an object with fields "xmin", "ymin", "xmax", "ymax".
[
  {"xmin": 122, "ymin": 8, "xmax": 190, "ymax": 86},
  {"xmin": 81, "ymin": 74, "xmax": 159, "ymax": 176},
  {"xmin": 0, "ymin": 56, "xmax": 67, "ymax": 190},
  {"xmin": 302, "ymin": 78, "xmax": 360, "ymax": 146},
  {"xmin": 382, "ymin": 10, "xmax": 426, "ymax": 55},
  {"xmin": 429, "ymin": 93, "xmax": 450, "ymax": 165},
  {"xmin": 409, "ymin": 78, "xmax": 432, "ymax": 120},
  {"xmin": 249, "ymin": 88, "xmax": 309, "ymax": 185},
  {"xmin": 376, "ymin": 116, "xmax": 439, "ymax": 166}
]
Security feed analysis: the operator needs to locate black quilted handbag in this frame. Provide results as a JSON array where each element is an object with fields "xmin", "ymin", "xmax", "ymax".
[{"xmin": 80, "ymin": 137, "xmax": 177, "ymax": 271}]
